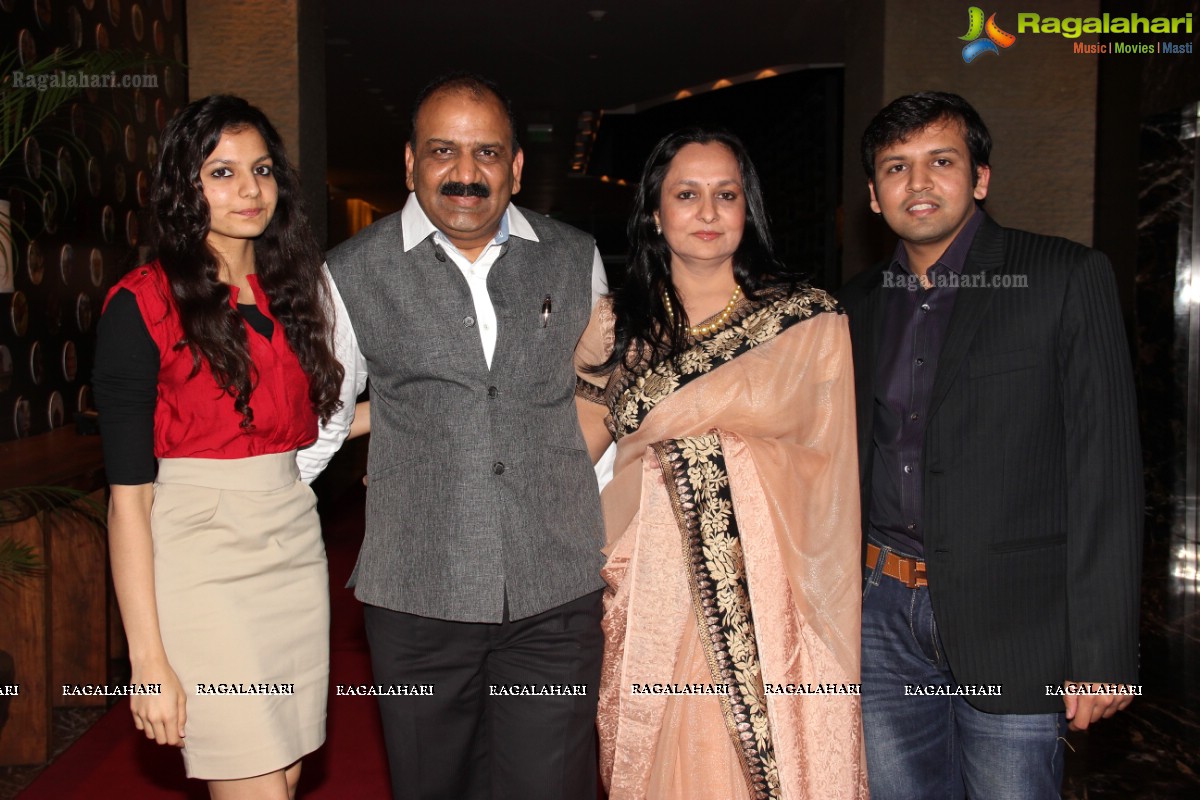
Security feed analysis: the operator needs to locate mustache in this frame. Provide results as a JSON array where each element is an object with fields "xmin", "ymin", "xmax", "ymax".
[{"xmin": 440, "ymin": 182, "xmax": 490, "ymax": 198}]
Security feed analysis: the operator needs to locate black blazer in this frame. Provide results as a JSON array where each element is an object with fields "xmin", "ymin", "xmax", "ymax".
[{"xmin": 838, "ymin": 214, "xmax": 1142, "ymax": 713}]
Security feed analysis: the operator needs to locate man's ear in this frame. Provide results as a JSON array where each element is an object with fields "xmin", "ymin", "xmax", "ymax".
[
  {"xmin": 973, "ymin": 165, "xmax": 991, "ymax": 201},
  {"xmin": 404, "ymin": 142, "xmax": 416, "ymax": 192},
  {"xmin": 510, "ymin": 147, "xmax": 524, "ymax": 196},
  {"xmin": 867, "ymin": 181, "xmax": 881, "ymax": 215}
]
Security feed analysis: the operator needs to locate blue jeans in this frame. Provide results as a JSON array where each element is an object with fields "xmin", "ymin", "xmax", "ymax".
[{"xmin": 862, "ymin": 541, "xmax": 1067, "ymax": 800}]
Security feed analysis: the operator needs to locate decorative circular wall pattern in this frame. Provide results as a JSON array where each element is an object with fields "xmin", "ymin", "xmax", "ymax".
[
  {"xmin": 13, "ymin": 396, "xmax": 31, "ymax": 438},
  {"xmin": 23, "ymin": 137, "xmax": 41, "ymax": 180},
  {"xmin": 135, "ymin": 170, "xmax": 149, "ymax": 206},
  {"xmin": 17, "ymin": 28, "xmax": 35, "ymax": 66},
  {"xmin": 89, "ymin": 248, "xmax": 104, "ymax": 288},
  {"xmin": 3, "ymin": 0, "xmax": 186, "ymax": 441},
  {"xmin": 123, "ymin": 124, "xmax": 138, "ymax": 162},
  {"xmin": 61, "ymin": 341, "xmax": 78, "ymax": 382},
  {"xmin": 87, "ymin": 157, "xmax": 103, "ymax": 197},
  {"xmin": 41, "ymin": 191, "xmax": 58, "ymax": 234},
  {"xmin": 48, "ymin": 391, "xmax": 65, "ymax": 430},
  {"xmin": 57, "ymin": 146, "xmax": 75, "ymax": 196},
  {"xmin": 113, "ymin": 165, "xmax": 127, "ymax": 202},
  {"xmin": 26, "ymin": 242, "xmax": 44, "ymax": 286},
  {"xmin": 10, "ymin": 291, "xmax": 28, "ymax": 336},
  {"xmin": 60, "ymin": 244, "xmax": 74, "ymax": 284},
  {"xmin": 125, "ymin": 210, "xmax": 138, "ymax": 247},
  {"xmin": 33, "ymin": 0, "xmax": 51, "ymax": 29},
  {"xmin": 101, "ymin": 205, "xmax": 116, "ymax": 243},
  {"xmin": 76, "ymin": 294, "xmax": 94, "ymax": 332},
  {"xmin": 28, "ymin": 341, "xmax": 43, "ymax": 386}
]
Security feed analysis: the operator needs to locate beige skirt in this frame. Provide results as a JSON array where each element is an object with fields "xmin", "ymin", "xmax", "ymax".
[{"xmin": 152, "ymin": 452, "xmax": 328, "ymax": 780}]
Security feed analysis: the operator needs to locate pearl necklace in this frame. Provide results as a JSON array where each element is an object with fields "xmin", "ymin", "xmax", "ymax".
[{"xmin": 663, "ymin": 285, "xmax": 743, "ymax": 338}]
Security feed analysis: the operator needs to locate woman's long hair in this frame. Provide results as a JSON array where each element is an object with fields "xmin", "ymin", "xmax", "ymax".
[
  {"xmin": 594, "ymin": 126, "xmax": 804, "ymax": 374},
  {"xmin": 150, "ymin": 94, "xmax": 343, "ymax": 427}
]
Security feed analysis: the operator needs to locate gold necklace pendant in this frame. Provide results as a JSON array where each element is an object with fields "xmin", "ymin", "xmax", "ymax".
[{"xmin": 663, "ymin": 285, "xmax": 742, "ymax": 338}]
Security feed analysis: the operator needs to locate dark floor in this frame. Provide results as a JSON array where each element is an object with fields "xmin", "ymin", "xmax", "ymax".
[{"xmin": 0, "ymin": 707, "xmax": 107, "ymax": 799}]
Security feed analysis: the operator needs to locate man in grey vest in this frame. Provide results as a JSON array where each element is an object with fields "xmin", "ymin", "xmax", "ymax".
[{"xmin": 298, "ymin": 73, "xmax": 607, "ymax": 799}]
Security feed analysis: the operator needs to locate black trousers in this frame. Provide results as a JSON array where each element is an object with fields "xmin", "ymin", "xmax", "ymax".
[{"xmin": 363, "ymin": 590, "xmax": 604, "ymax": 800}]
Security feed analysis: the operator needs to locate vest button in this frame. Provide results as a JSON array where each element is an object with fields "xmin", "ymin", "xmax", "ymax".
[
  {"xmin": 492, "ymin": 462, "xmax": 505, "ymax": 475},
  {"xmin": 488, "ymin": 386, "xmax": 498, "ymax": 398},
  {"xmin": 464, "ymin": 316, "xmax": 475, "ymax": 327}
]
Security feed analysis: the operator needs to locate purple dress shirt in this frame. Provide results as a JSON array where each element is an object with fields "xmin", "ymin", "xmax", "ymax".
[{"xmin": 868, "ymin": 207, "xmax": 984, "ymax": 557}]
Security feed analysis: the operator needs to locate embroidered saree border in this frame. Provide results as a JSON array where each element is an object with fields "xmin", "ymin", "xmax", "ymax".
[
  {"xmin": 607, "ymin": 287, "xmax": 839, "ymax": 441},
  {"xmin": 652, "ymin": 433, "xmax": 780, "ymax": 800}
]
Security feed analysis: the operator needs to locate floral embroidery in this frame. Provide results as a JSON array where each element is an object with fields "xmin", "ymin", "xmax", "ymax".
[
  {"xmin": 653, "ymin": 433, "xmax": 779, "ymax": 799},
  {"xmin": 605, "ymin": 286, "xmax": 839, "ymax": 440}
]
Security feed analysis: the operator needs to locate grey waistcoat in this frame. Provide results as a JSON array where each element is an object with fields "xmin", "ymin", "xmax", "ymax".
[{"xmin": 326, "ymin": 208, "xmax": 606, "ymax": 622}]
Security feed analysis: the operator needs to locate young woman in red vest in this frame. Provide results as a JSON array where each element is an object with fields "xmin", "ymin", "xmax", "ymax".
[{"xmin": 94, "ymin": 95, "xmax": 344, "ymax": 799}]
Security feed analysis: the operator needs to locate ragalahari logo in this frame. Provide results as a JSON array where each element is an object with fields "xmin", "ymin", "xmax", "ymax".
[{"xmin": 960, "ymin": 7, "xmax": 1017, "ymax": 62}]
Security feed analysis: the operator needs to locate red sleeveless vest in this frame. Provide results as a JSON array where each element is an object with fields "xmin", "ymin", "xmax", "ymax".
[{"xmin": 104, "ymin": 262, "xmax": 317, "ymax": 459}]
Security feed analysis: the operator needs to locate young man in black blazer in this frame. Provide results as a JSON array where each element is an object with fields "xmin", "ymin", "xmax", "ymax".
[{"xmin": 838, "ymin": 92, "xmax": 1142, "ymax": 799}]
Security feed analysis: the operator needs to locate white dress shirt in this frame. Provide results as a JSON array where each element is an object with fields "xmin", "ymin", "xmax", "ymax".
[{"xmin": 297, "ymin": 196, "xmax": 615, "ymax": 485}]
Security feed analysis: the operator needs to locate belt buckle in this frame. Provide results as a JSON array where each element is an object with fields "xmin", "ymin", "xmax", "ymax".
[{"xmin": 899, "ymin": 557, "xmax": 927, "ymax": 588}]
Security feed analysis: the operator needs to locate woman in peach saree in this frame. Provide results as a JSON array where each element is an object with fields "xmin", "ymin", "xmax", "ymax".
[{"xmin": 576, "ymin": 128, "xmax": 868, "ymax": 800}]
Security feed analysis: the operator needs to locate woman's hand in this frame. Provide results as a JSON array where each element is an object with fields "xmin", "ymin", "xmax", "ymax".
[
  {"xmin": 130, "ymin": 656, "xmax": 187, "ymax": 746},
  {"xmin": 108, "ymin": 484, "xmax": 185, "ymax": 746}
]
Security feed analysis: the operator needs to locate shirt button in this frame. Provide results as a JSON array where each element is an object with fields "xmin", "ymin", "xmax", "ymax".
[
  {"xmin": 920, "ymin": 303, "xmax": 931, "ymax": 312},
  {"xmin": 492, "ymin": 462, "xmax": 505, "ymax": 475},
  {"xmin": 488, "ymin": 386, "xmax": 498, "ymax": 398},
  {"xmin": 903, "ymin": 464, "xmax": 913, "ymax": 474},
  {"xmin": 464, "ymin": 316, "xmax": 475, "ymax": 327},
  {"xmin": 910, "ymin": 413, "xmax": 919, "ymax": 421},
  {"xmin": 915, "ymin": 358, "xmax": 925, "ymax": 366},
  {"xmin": 907, "ymin": 522, "xmax": 918, "ymax": 531}
]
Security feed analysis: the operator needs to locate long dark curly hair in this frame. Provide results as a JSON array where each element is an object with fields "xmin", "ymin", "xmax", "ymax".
[
  {"xmin": 150, "ymin": 94, "xmax": 343, "ymax": 427},
  {"xmin": 593, "ymin": 126, "xmax": 804, "ymax": 374}
]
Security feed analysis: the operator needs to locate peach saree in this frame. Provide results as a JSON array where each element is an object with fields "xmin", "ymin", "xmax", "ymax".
[{"xmin": 575, "ymin": 288, "xmax": 868, "ymax": 800}]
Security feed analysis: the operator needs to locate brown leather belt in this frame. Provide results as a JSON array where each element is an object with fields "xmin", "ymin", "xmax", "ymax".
[{"xmin": 866, "ymin": 543, "xmax": 928, "ymax": 588}]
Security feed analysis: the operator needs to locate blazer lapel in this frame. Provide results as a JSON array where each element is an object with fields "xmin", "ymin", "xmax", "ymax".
[{"xmin": 927, "ymin": 214, "xmax": 1007, "ymax": 420}]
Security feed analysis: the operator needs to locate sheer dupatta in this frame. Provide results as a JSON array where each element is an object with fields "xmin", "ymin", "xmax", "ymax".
[{"xmin": 575, "ymin": 288, "xmax": 868, "ymax": 800}]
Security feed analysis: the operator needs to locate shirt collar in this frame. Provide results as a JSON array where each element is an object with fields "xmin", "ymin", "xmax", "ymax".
[
  {"xmin": 400, "ymin": 194, "xmax": 540, "ymax": 254},
  {"xmin": 890, "ymin": 205, "xmax": 984, "ymax": 277}
]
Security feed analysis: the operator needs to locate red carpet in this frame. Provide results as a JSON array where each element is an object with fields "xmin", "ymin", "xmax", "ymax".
[{"xmin": 19, "ymin": 485, "xmax": 390, "ymax": 798}]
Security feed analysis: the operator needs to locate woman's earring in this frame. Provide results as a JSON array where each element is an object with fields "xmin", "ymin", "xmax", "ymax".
[{"xmin": 655, "ymin": 223, "xmax": 662, "ymax": 234}]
